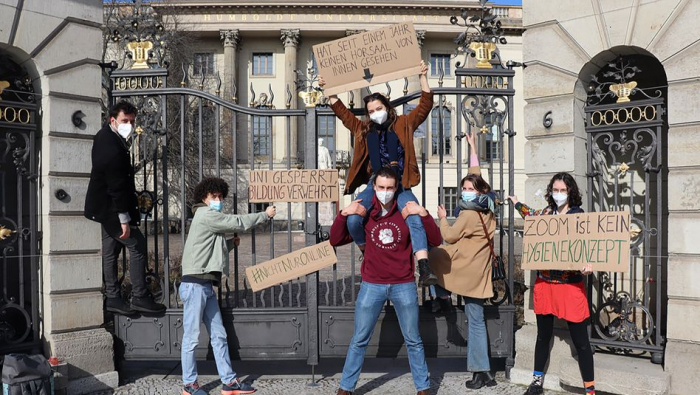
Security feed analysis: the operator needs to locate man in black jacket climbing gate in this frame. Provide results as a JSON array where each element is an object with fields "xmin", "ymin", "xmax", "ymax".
[{"xmin": 84, "ymin": 100, "xmax": 165, "ymax": 315}]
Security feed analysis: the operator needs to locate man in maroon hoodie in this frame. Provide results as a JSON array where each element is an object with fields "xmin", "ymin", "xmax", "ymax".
[{"xmin": 330, "ymin": 167, "xmax": 442, "ymax": 395}]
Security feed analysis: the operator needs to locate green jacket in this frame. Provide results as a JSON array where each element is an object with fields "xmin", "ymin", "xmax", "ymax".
[{"xmin": 181, "ymin": 203, "xmax": 269, "ymax": 277}]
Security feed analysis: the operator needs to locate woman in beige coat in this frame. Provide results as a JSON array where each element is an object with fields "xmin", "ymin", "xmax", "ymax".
[{"xmin": 428, "ymin": 133, "xmax": 497, "ymax": 389}]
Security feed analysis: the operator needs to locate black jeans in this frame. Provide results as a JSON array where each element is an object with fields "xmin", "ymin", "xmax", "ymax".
[{"xmin": 101, "ymin": 225, "xmax": 148, "ymax": 299}]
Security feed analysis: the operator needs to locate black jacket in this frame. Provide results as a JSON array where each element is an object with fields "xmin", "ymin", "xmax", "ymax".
[{"xmin": 84, "ymin": 124, "xmax": 140, "ymax": 235}]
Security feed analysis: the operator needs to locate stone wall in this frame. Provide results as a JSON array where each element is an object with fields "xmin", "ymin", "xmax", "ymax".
[
  {"xmin": 0, "ymin": 0, "xmax": 117, "ymax": 393},
  {"xmin": 520, "ymin": 1, "xmax": 700, "ymax": 394}
]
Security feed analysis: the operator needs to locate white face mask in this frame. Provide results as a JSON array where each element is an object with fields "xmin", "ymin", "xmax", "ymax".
[
  {"xmin": 376, "ymin": 190, "xmax": 395, "ymax": 205},
  {"xmin": 116, "ymin": 123, "xmax": 133, "ymax": 139},
  {"xmin": 369, "ymin": 110, "xmax": 388, "ymax": 125},
  {"xmin": 552, "ymin": 192, "xmax": 568, "ymax": 207}
]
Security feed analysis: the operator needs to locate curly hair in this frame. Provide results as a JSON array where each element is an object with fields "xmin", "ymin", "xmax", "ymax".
[
  {"xmin": 545, "ymin": 172, "xmax": 582, "ymax": 208},
  {"xmin": 360, "ymin": 92, "xmax": 397, "ymax": 136},
  {"xmin": 193, "ymin": 177, "xmax": 229, "ymax": 203}
]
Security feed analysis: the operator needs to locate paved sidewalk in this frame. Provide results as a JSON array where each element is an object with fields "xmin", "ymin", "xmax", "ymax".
[{"xmin": 104, "ymin": 359, "xmax": 556, "ymax": 395}]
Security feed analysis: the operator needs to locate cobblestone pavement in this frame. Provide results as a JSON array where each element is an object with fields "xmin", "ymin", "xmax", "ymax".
[
  {"xmin": 110, "ymin": 373, "xmax": 532, "ymax": 395},
  {"xmin": 102, "ymin": 359, "xmax": 560, "ymax": 395}
]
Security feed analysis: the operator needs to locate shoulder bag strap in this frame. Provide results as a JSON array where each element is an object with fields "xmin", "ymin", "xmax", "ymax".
[{"xmin": 478, "ymin": 212, "xmax": 498, "ymax": 268}]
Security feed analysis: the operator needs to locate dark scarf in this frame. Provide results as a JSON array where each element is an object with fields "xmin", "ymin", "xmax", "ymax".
[
  {"xmin": 458, "ymin": 191, "xmax": 497, "ymax": 214},
  {"xmin": 366, "ymin": 118, "xmax": 399, "ymax": 175}
]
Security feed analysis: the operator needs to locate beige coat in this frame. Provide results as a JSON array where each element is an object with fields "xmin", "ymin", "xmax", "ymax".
[{"xmin": 429, "ymin": 210, "xmax": 495, "ymax": 299}]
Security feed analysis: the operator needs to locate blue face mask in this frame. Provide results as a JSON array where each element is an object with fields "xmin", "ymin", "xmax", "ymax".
[
  {"xmin": 209, "ymin": 200, "xmax": 222, "ymax": 212},
  {"xmin": 461, "ymin": 191, "xmax": 478, "ymax": 202}
]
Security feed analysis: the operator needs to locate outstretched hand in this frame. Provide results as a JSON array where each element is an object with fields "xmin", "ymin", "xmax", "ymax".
[
  {"xmin": 401, "ymin": 201, "xmax": 428, "ymax": 219},
  {"xmin": 466, "ymin": 131, "xmax": 476, "ymax": 147},
  {"xmin": 341, "ymin": 199, "xmax": 367, "ymax": 217},
  {"xmin": 418, "ymin": 60, "xmax": 428, "ymax": 76}
]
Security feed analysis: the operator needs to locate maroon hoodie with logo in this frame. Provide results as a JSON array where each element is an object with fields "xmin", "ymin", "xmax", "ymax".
[{"xmin": 330, "ymin": 195, "xmax": 442, "ymax": 284}]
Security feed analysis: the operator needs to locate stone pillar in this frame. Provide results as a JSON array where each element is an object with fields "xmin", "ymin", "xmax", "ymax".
[
  {"xmin": 281, "ymin": 29, "xmax": 300, "ymax": 161},
  {"xmin": 220, "ymin": 29, "xmax": 241, "ymax": 102}
]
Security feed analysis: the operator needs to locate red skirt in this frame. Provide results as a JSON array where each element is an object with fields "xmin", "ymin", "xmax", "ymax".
[{"xmin": 533, "ymin": 278, "xmax": 590, "ymax": 323}]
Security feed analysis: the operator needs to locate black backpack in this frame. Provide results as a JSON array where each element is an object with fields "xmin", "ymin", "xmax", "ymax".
[{"xmin": 1, "ymin": 354, "xmax": 53, "ymax": 395}]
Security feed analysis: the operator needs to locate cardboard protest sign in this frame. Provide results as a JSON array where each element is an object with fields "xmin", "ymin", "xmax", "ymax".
[
  {"xmin": 313, "ymin": 22, "xmax": 422, "ymax": 96},
  {"xmin": 249, "ymin": 169, "xmax": 339, "ymax": 203},
  {"xmin": 521, "ymin": 211, "xmax": 631, "ymax": 272},
  {"xmin": 245, "ymin": 241, "xmax": 337, "ymax": 292}
]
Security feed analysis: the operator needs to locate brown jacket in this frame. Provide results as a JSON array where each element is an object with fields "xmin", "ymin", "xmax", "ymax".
[
  {"xmin": 330, "ymin": 90, "xmax": 434, "ymax": 195},
  {"xmin": 429, "ymin": 210, "xmax": 495, "ymax": 299}
]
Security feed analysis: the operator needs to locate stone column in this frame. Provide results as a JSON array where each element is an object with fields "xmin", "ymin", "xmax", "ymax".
[
  {"xmin": 281, "ymin": 29, "xmax": 300, "ymax": 161},
  {"xmin": 220, "ymin": 29, "xmax": 241, "ymax": 102}
]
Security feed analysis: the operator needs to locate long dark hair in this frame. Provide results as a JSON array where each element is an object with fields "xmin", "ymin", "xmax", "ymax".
[
  {"xmin": 546, "ymin": 172, "xmax": 582, "ymax": 207},
  {"xmin": 461, "ymin": 173, "xmax": 491, "ymax": 194},
  {"xmin": 360, "ymin": 92, "xmax": 397, "ymax": 136}
]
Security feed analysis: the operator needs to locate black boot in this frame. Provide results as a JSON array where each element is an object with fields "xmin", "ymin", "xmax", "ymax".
[
  {"xmin": 105, "ymin": 297, "xmax": 135, "ymax": 315},
  {"xmin": 417, "ymin": 259, "xmax": 438, "ymax": 287},
  {"xmin": 524, "ymin": 381, "xmax": 544, "ymax": 395},
  {"xmin": 465, "ymin": 372, "xmax": 496, "ymax": 390},
  {"xmin": 131, "ymin": 295, "xmax": 166, "ymax": 313}
]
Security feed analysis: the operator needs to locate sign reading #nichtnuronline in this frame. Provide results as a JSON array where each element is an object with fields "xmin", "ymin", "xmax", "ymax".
[
  {"xmin": 313, "ymin": 22, "xmax": 422, "ymax": 96},
  {"xmin": 521, "ymin": 211, "xmax": 631, "ymax": 272},
  {"xmin": 245, "ymin": 241, "xmax": 337, "ymax": 292},
  {"xmin": 248, "ymin": 169, "xmax": 339, "ymax": 203}
]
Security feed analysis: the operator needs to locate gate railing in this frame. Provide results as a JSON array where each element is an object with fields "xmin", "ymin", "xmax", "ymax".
[
  {"xmin": 107, "ymin": 62, "xmax": 519, "ymax": 372},
  {"xmin": 0, "ymin": 83, "xmax": 40, "ymax": 355},
  {"xmin": 585, "ymin": 97, "xmax": 666, "ymax": 363}
]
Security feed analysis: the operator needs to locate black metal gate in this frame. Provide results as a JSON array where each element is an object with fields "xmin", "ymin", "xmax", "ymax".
[
  {"xmin": 0, "ymin": 55, "xmax": 40, "ymax": 355},
  {"xmin": 584, "ymin": 58, "xmax": 667, "ymax": 363},
  {"xmin": 107, "ymin": 61, "xmax": 520, "ymax": 374}
]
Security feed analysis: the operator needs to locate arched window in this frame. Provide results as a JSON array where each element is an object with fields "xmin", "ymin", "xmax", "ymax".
[{"xmin": 431, "ymin": 107, "xmax": 451, "ymax": 156}]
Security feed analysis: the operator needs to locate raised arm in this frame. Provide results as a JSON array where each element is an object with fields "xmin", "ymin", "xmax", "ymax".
[
  {"xmin": 406, "ymin": 61, "xmax": 434, "ymax": 130},
  {"xmin": 439, "ymin": 213, "xmax": 476, "ymax": 244},
  {"xmin": 318, "ymin": 75, "xmax": 339, "ymax": 105},
  {"xmin": 508, "ymin": 196, "xmax": 546, "ymax": 218}
]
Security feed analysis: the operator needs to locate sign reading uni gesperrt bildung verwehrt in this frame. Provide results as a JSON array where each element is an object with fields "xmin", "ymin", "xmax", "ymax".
[
  {"xmin": 521, "ymin": 211, "xmax": 631, "ymax": 272},
  {"xmin": 313, "ymin": 22, "xmax": 422, "ymax": 96},
  {"xmin": 248, "ymin": 169, "xmax": 339, "ymax": 203}
]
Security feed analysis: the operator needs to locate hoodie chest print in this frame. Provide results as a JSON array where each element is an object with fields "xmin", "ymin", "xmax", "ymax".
[{"xmin": 369, "ymin": 221, "xmax": 403, "ymax": 250}]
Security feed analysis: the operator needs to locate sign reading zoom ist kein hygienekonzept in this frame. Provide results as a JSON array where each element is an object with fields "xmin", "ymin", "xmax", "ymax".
[{"xmin": 521, "ymin": 211, "xmax": 631, "ymax": 272}]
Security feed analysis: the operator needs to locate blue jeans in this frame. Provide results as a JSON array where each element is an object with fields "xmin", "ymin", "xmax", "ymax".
[
  {"xmin": 339, "ymin": 281, "xmax": 430, "ymax": 392},
  {"xmin": 347, "ymin": 178, "xmax": 428, "ymax": 254},
  {"xmin": 180, "ymin": 282, "xmax": 236, "ymax": 385},
  {"xmin": 432, "ymin": 286, "xmax": 490, "ymax": 372}
]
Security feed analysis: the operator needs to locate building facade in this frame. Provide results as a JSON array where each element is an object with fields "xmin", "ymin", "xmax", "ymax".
[
  {"xmin": 515, "ymin": 1, "xmax": 700, "ymax": 394},
  {"xmin": 154, "ymin": 0, "xmax": 526, "ymax": 219},
  {"xmin": 0, "ymin": 0, "xmax": 117, "ymax": 393}
]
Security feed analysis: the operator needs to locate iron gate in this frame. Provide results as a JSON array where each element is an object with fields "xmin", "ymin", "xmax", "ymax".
[
  {"xmin": 107, "ymin": 63, "xmax": 519, "ymax": 373},
  {"xmin": 584, "ymin": 59, "xmax": 667, "ymax": 363},
  {"xmin": 0, "ymin": 55, "xmax": 40, "ymax": 355}
]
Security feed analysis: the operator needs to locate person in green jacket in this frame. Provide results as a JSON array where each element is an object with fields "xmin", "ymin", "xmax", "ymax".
[{"xmin": 180, "ymin": 177, "xmax": 275, "ymax": 395}]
